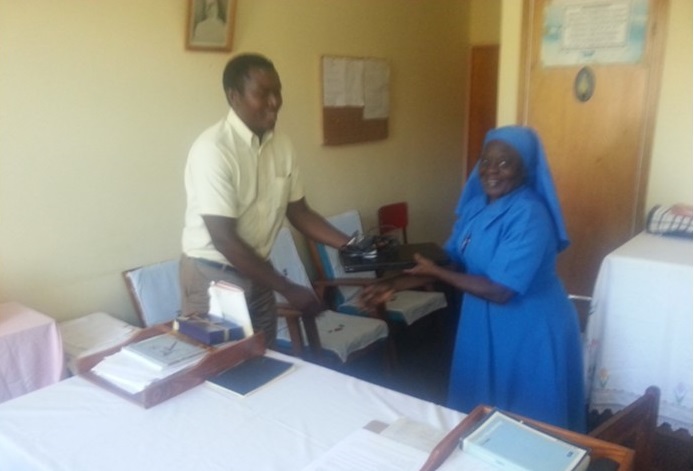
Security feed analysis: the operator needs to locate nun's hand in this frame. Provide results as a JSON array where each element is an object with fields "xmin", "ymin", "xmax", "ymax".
[
  {"xmin": 359, "ymin": 282, "xmax": 395, "ymax": 312},
  {"xmin": 403, "ymin": 253, "xmax": 437, "ymax": 277}
]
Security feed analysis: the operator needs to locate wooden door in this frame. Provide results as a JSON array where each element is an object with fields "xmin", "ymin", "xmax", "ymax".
[
  {"xmin": 518, "ymin": 0, "xmax": 668, "ymax": 296},
  {"xmin": 467, "ymin": 45, "xmax": 499, "ymax": 177}
]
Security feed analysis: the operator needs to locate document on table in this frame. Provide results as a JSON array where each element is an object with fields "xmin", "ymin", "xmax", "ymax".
[
  {"xmin": 302, "ymin": 422, "xmax": 505, "ymax": 471},
  {"xmin": 302, "ymin": 428, "xmax": 427, "ymax": 471},
  {"xmin": 381, "ymin": 417, "xmax": 447, "ymax": 453}
]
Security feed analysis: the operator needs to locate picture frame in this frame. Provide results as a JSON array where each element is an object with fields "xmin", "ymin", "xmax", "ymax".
[{"xmin": 186, "ymin": 0, "xmax": 236, "ymax": 52}]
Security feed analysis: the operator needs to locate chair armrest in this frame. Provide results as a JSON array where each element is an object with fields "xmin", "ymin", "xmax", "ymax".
[
  {"xmin": 311, "ymin": 279, "xmax": 375, "ymax": 312},
  {"xmin": 276, "ymin": 303, "xmax": 304, "ymax": 318},
  {"xmin": 276, "ymin": 304, "xmax": 322, "ymax": 357},
  {"xmin": 313, "ymin": 277, "xmax": 377, "ymax": 287}
]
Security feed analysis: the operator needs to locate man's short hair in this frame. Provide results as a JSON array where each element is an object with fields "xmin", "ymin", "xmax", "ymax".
[{"xmin": 222, "ymin": 53, "xmax": 276, "ymax": 93}]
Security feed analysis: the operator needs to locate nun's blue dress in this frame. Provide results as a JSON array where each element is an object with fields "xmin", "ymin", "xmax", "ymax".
[{"xmin": 444, "ymin": 130, "xmax": 585, "ymax": 432}]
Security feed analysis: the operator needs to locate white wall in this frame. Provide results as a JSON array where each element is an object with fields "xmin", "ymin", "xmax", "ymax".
[
  {"xmin": 646, "ymin": 0, "xmax": 693, "ymax": 210},
  {"xmin": 469, "ymin": 0, "xmax": 501, "ymax": 44},
  {"xmin": 0, "ymin": 0, "xmax": 467, "ymax": 323}
]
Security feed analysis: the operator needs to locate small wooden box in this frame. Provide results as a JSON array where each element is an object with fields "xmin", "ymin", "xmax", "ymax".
[{"xmin": 77, "ymin": 324, "xmax": 265, "ymax": 408}]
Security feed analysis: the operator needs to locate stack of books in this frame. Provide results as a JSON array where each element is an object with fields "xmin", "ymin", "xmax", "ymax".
[{"xmin": 90, "ymin": 281, "xmax": 255, "ymax": 396}]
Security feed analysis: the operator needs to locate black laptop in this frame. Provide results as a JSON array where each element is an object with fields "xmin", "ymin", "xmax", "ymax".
[{"xmin": 339, "ymin": 242, "xmax": 450, "ymax": 273}]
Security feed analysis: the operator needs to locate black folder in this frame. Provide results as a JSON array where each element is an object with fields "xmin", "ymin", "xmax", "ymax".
[
  {"xmin": 339, "ymin": 242, "xmax": 450, "ymax": 273},
  {"xmin": 206, "ymin": 356, "xmax": 294, "ymax": 397}
]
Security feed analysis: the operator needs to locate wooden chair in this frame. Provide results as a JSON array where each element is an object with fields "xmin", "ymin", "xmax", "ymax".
[
  {"xmin": 378, "ymin": 201, "xmax": 409, "ymax": 244},
  {"xmin": 122, "ymin": 257, "xmax": 381, "ymax": 362},
  {"xmin": 123, "ymin": 260, "xmax": 181, "ymax": 327},
  {"xmin": 588, "ymin": 386, "xmax": 660, "ymax": 471},
  {"xmin": 269, "ymin": 227, "xmax": 389, "ymax": 367}
]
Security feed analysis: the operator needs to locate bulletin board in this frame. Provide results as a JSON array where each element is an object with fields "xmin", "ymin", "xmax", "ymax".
[{"xmin": 321, "ymin": 56, "xmax": 390, "ymax": 146}]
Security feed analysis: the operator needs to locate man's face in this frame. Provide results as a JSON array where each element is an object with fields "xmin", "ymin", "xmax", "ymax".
[{"xmin": 228, "ymin": 67, "xmax": 283, "ymax": 138}]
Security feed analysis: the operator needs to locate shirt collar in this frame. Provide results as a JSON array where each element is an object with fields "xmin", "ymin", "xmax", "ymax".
[{"xmin": 225, "ymin": 108, "xmax": 274, "ymax": 149}]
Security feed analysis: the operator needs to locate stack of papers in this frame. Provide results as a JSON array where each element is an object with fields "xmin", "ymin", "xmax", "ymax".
[
  {"xmin": 302, "ymin": 418, "xmax": 449, "ymax": 471},
  {"xmin": 302, "ymin": 428, "xmax": 430, "ymax": 471},
  {"xmin": 59, "ymin": 312, "xmax": 140, "ymax": 359},
  {"xmin": 120, "ymin": 334, "xmax": 207, "ymax": 370},
  {"xmin": 91, "ymin": 334, "xmax": 207, "ymax": 394}
]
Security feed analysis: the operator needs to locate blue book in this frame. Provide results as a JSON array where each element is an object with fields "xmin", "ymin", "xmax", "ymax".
[
  {"xmin": 463, "ymin": 409, "xmax": 590, "ymax": 471},
  {"xmin": 174, "ymin": 313, "xmax": 245, "ymax": 345}
]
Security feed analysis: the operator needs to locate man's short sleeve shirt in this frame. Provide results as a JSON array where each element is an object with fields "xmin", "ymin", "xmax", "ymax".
[{"xmin": 182, "ymin": 109, "xmax": 304, "ymax": 263}]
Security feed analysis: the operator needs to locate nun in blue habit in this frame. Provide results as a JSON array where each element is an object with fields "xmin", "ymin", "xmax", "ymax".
[
  {"xmin": 361, "ymin": 125, "xmax": 585, "ymax": 431},
  {"xmin": 443, "ymin": 125, "xmax": 585, "ymax": 431}
]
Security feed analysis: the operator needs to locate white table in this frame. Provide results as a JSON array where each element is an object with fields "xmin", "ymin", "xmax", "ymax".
[
  {"xmin": 0, "ymin": 351, "xmax": 466, "ymax": 471},
  {"xmin": 0, "ymin": 302, "xmax": 64, "ymax": 403},
  {"xmin": 585, "ymin": 232, "xmax": 693, "ymax": 433}
]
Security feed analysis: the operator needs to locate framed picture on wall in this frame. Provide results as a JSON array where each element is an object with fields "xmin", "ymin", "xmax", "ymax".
[{"xmin": 186, "ymin": 0, "xmax": 236, "ymax": 52}]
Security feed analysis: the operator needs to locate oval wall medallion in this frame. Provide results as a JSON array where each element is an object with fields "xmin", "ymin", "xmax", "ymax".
[{"xmin": 574, "ymin": 66, "xmax": 595, "ymax": 102}]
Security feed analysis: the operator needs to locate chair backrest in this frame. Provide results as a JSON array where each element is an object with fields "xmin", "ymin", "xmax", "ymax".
[
  {"xmin": 311, "ymin": 210, "xmax": 376, "ymax": 306},
  {"xmin": 123, "ymin": 259, "xmax": 181, "ymax": 327},
  {"xmin": 588, "ymin": 386, "xmax": 660, "ymax": 471},
  {"xmin": 268, "ymin": 227, "xmax": 313, "ymax": 301},
  {"xmin": 378, "ymin": 201, "xmax": 408, "ymax": 243}
]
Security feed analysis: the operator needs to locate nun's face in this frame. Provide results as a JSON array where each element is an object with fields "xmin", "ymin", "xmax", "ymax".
[{"xmin": 478, "ymin": 140, "xmax": 525, "ymax": 202}]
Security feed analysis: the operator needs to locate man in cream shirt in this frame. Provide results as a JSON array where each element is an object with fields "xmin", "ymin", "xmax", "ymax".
[{"xmin": 181, "ymin": 53, "xmax": 349, "ymax": 347}]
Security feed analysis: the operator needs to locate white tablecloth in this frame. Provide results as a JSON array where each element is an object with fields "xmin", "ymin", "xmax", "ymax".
[
  {"xmin": 585, "ymin": 232, "xmax": 693, "ymax": 433},
  {"xmin": 0, "ymin": 302, "xmax": 64, "ymax": 403},
  {"xmin": 0, "ymin": 351, "xmax": 466, "ymax": 471}
]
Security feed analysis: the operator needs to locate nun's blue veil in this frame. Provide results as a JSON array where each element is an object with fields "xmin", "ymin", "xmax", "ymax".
[{"xmin": 456, "ymin": 126, "xmax": 570, "ymax": 252}]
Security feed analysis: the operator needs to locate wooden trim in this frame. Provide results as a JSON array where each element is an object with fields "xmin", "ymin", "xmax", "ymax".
[
  {"xmin": 517, "ymin": 0, "xmax": 534, "ymax": 125},
  {"xmin": 633, "ymin": 0, "xmax": 670, "ymax": 231}
]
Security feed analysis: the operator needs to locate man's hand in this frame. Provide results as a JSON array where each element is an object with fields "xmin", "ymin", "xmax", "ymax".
[
  {"xmin": 359, "ymin": 282, "xmax": 395, "ymax": 313},
  {"xmin": 281, "ymin": 283, "xmax": 325, "ymax": 317}
]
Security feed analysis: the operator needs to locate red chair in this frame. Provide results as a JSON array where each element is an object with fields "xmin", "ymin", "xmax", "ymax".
[{"xmin": 378, "ymin": 202, "xmax": 409, "ymax": 244}]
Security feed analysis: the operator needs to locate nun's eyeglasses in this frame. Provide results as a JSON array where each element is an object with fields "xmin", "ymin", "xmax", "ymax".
[{"xmin": 479, "ymin": 157, "xmax": 513, "ymax": 170}]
